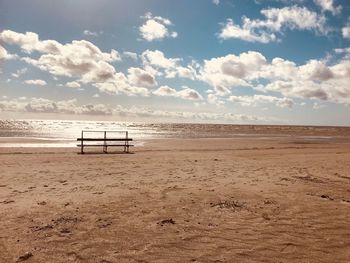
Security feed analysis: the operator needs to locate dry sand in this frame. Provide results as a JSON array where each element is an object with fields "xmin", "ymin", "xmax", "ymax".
[{"xmin": 0, "ymin": 137, "xmax": 350, "ymax": 262}]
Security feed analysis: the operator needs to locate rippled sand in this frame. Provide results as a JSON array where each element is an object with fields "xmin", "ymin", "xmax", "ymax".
[{"xmin": 0, "ymin": 137, "xmax": 350, "ymax": 262}]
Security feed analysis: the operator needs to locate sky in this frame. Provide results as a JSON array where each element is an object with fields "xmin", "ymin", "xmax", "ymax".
[{"xmin": 0, "ymin": 0, "xmax": 350, "ymax": 125}]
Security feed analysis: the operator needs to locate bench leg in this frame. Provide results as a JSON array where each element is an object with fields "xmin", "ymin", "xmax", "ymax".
[{"xmin": 103, "ymin": 146, "xmax": 108, "ymax": 153}]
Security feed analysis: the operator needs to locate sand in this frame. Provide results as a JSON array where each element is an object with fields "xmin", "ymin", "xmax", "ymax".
[{"xmin": 0, "ymin": 137, "xmax": 350, "ymax": 262}]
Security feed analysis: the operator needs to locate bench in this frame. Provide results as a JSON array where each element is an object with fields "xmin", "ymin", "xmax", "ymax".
[{"xmin": 77, "ymin": 130, "xmax": 133, "ymax": 154}]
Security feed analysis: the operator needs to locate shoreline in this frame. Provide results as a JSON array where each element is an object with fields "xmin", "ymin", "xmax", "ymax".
[{"xmin": 1, "ymin": 133, "xmax": 350, "ymax": 149}]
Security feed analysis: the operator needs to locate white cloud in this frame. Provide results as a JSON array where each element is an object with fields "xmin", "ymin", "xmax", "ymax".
[
  {"xmin": 218, "ymin": 6, "xmax": 327, "ymax": 43},
  {"xmin": 23, "ymin": 79, "xmax": 47, "ymax": 86},
  {"xmin": 228, "ymin": 94, "xmax": 294, "ymax": 108},
  {"xmin": 0, "ymin": 31, "xmax": 40, "ymax": 53},
  {"xmin": 198, "ymin": 50, "xmax": 350, "ymax": 106},
  {"xmin": 199, "ymin": 51, "xmax": 267, "ymax": 92},
  {"xmin": 153, "ymin": 85, "xmax": 177, "ymax": 96},
  {"xmin": 342, "ymin": 25, "xmax": 350, "ymax": 39},
  {"xmin": 11, "ymin": 68, "xmax": 27, "ymax": 78},
  {"xmin": 334, "ymin": 47, "xmax": 350, "ymax": 59},
  {"xmin": 65, "ymin": 81, "xmax": 81, "ymax": 88},
  {"xmin": 139, "ymin": 12, "xmax": 177, "ymax": 41},
  {"xmin": 177, "ymin": 87, "xmax": 203, "ymax": 100},
  {"xmin": 314, "ymin": 0, "xmax": 341, "ymax": 15},
  {"xmin": 153, "ymin": 85, "xmax": 203, "ymax": 101},
  {"xmin": 0, "ymin": 30, "xmax": 121, "ymax": 84},
  {"xmin": 213, "ymin": 0, "xmax": 220, "ymax": 5},
  {"xmin": 298, "ymin": 59, "xmax": 333, "ymax": 81},
  {"xmin": 0, "ymin": 30, "xmax": 159, "ymax": 97},
  {"xmin": 219, "ymin": 19, "xmax": 277, "ymax": 43},
  {"xmin": 83, "ymin": 30, "xmax": 100, "ymax": 37},
  {"xmin": 207, "ymin": 93, "xmax": 225, "ymax": 106},
  {"xmin": 142, "ymin": 49, "xmax": 180, "ymax": 69},
  {"xmin": 127, "ymin": 67, "xmax": 157, "ymax": 88},
  {"xmin": 92, "ymin": 72, "xmax": 150, "ymax": 97},
  {"xmin": 123, "ymin": 51, "xmax": 138, "ymax": 60},
  {"xmin": 141, "ymin": 49, "xmax": 196, "ymax": 79},
  {"xmin": 261, "ymin": 58, "xmax": 350, "ymax": 104},
  {"xmin": 0, "ymin": 44, "xmax": 16, "ymax": 60}
]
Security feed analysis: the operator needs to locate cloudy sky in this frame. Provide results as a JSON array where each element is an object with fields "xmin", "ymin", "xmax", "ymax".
[{"xmin": 0, "ymin": 0, "xmax": 349, "ymax": 125}]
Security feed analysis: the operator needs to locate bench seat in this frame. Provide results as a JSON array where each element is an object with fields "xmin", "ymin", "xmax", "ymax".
[
  {"xmin": 77, "ymin": 138, "xmax": 133, "ymax": 141},
  {"xmin": 77, "ymin": 144, "xmax": 134, "ymax": 147}
]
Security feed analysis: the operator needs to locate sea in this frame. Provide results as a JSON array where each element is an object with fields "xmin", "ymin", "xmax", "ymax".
[{"xmin": 0, "ymin": 119, "xmax": 349, "ymax": 147}]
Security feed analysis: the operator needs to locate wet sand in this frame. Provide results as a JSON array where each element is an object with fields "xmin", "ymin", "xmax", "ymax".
[{"xmin": 0, "ymin": 137, "xmax": 350, "ymax": 262}]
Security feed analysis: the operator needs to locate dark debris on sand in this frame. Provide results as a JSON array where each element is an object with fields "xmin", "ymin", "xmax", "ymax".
[
  {"xmin": 158, "ymin": 218, "xmax": 176, "ymax": 226},
  {"xmin": 17, "ymin": 252, "xmax": 33, "ymax": 262},
  {"xmin": 320, "ymin": 194, "xmax": 334, "ymax": 200},
  {"xmin": 210, "ymin": 200, "xmax": 245, "ymax": 210}
]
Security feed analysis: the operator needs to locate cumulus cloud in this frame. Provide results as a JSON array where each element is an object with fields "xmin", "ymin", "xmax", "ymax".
[
  {"xmin": 218, "ymin": 6, "xmax": 327, "ymax": 43},
  {"xmin": 177, "ymin": 87, "xmax": 203, "ymax": 100},
  {"xmin": 314, "ymin": 0, "xmax": 341, "ymax": 15},
  {"xmin": 139, "ymin": 12, "xmax": 178, "ymax": 41},
  {"xmin": 198, "ymin": 50, "xmax": 350, "ymax": 106},
  {"xmin": 228, "ymin": 94, "xmax": 294, "ymax": 108},
  {"xmin": 141, "ymin": 49, "xmax": 196, "ymax": 79},
  {"xmin": 213, "ymin": 0, "xmax": 220, "ymax": 5},
  {"xmin": 0, "ymin": 30, "xmax": 163, "ymax": 97},
  {"xmin": 219, "ymin": 19, "xmax": 276, "ymax": 43},
  {"xmin": 207, "ymin": 93, "xmax": 225, "ymax": 106},
  {"xmin": 153, "ymin": 85, "xmax": 177, "ymax": 96},
  {"xmin": 23, "ymin": 79, "xmax": 47, "ymax": 86},
  {"xmin": 298, "ymin": 59, "xmax": 334, "ymax": 81},
  {"xmin": 0, "ymin": 30, "xmax": 121, "ymax": 84},
  {"xmin": 92, "ymin": 72, "xmax": 150, "ymax": 97},
  {"xmin": 65, "ymin": 81, "xmax": 81, "ymax": 88},
  {"xmin": 153, "ymin": 85, "xmax": 203, "ymax": 100},
  {"xmin": 142, "ymin": 49, "xmax": 180, "ymax": 69},
  {"xmin": 127, "ymin": 67, "xmax": 157, "ymax": 88},
  {"xmin": 199, "ymin": 51, "xmax": 267, "ymax": 92},
  {"xmin": 0, "ymin": 44, "xmax": 16, "ymax": 60},
  {"xmin": 261, "ymin": 58, "xmax": 350, "ymax": 104}
]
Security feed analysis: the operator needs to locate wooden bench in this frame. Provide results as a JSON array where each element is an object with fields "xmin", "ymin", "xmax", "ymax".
[{"xmin": 77, "ymin": 130, "xmax": 133, "ymax": 154}]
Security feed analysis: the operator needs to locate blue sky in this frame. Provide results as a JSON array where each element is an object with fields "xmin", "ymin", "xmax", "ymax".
[{"xmin": 0, "ymin": 0, "xmax": 350, "ymax": 125}]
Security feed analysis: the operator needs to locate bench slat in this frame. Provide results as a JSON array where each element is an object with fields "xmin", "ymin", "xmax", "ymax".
[
  {"xmin": 77, "ymin": 138, "xmax": 133, "ymax": 141},
  {"xmin": 77, "ymin": 144, "xmax": 134, "ymax": 147}
]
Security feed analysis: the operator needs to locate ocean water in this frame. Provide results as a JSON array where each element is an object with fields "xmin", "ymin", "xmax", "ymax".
[{"xmin": 0, "ymin": 119, "xmax": 349, "ymax": 147}]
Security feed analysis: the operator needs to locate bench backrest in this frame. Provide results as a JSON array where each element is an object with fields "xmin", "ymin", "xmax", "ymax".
[{"xmin": 78, "ymin": 130, "xmax": 130, "ymax": 140}]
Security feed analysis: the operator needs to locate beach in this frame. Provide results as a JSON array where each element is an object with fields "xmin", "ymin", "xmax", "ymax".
[{"xmin": 1, "ymin": 136, "xmax": 350, "ymax": 262}]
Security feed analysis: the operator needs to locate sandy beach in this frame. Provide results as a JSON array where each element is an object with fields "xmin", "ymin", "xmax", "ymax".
[{"xmin": 1, "ymin": 137, "xmax": 350, "ymax": 262}]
